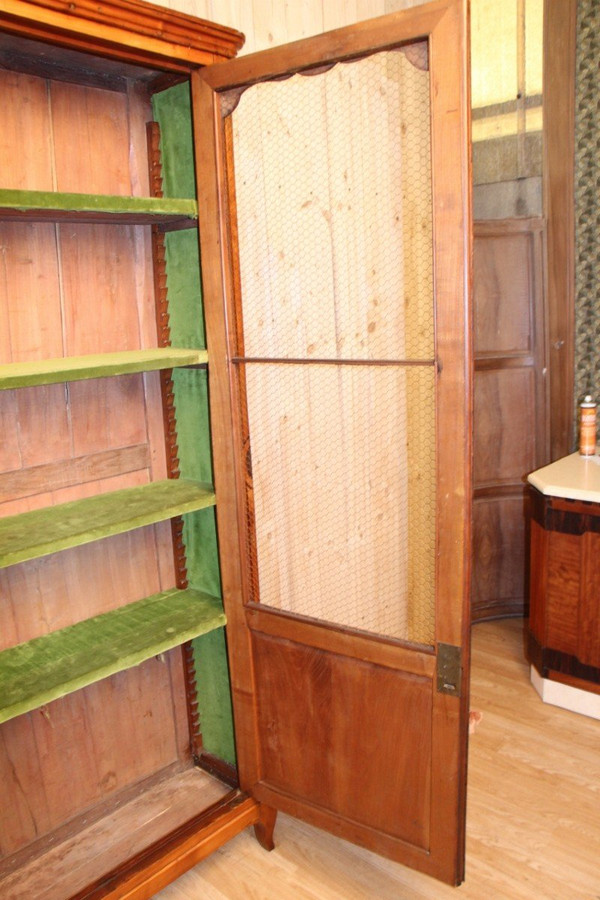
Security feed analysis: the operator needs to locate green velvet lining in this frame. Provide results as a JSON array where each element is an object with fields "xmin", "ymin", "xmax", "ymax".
[
  {"xmin": 151, "ymin": 82, "xmax": 196, "ymax": 200},
  {"xmin": 0, "ymin": 348, "xmax": 207, "ymax": 390},
  {"xmin": 192, "ymin": 627, "xmax": 237, "ymax": 765},
  {"xmin": 165, "ymin": 230, "xmax": 205, "ymax": 349},
  {"xmin": 0, "ymin": 479, "xmax": 215, "ymax": 568},
  {"xmin": 153, "ymin": 83, "xmax": 237, "ymax": 766},
  {"xmin": 0, "ymin": 588, "xmax": 226, "ymax": 724},
  {"xmin": 0, "ymin": 188, "xmax": 197, "ymax": 222}
]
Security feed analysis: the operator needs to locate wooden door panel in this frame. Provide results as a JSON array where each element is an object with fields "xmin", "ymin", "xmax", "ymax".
[
  {"xmin": 252, "ymin": 632, "xmax": 432, "ymax": 849},
  {"xmin": 472, "ymin": 218, "xmax": 548, "ymax": 620},
  {"xmin": 473, "ymin": 367, "xmax": 537, "ymax": 484},
  {"xmin": 473, "ymin": 233, "xmax": 534, "ymax": 353},
  {"xmin": 472, "ymin": 495, "xmax": 529, "ymax": 619},
  {"xmin": 197, "ymin": 1, "xmax": 471, "ymax": 885}
]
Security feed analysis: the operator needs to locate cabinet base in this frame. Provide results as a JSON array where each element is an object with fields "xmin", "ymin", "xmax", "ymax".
[{"xmin": 530, "ymin": 666, "xmax": 600, "ymax": 720}]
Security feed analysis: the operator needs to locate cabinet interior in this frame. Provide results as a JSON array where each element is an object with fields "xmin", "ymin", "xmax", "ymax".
[{"xmin": 0, "ymin": 25, "xmax": 242, "ymax": 899}]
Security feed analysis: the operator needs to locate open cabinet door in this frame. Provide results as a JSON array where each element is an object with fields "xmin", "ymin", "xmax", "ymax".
[{"xmin": 194, "ymin": 0, "xmax": 471, "ymax": 886}]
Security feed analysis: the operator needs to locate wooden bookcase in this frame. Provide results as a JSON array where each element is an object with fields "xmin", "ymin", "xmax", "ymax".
[
  {"xmin": 0, "ymin": 1, "xmax": 474, "ymax": 892},
  {"xmin": 0, "ymin": 3, "xmax": 270, "ymax": 897}
]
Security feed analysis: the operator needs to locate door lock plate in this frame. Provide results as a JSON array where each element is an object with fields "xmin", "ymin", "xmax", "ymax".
[{"xmin": 437, "ymin": 643, "xmax": 462, "ymax": 697}]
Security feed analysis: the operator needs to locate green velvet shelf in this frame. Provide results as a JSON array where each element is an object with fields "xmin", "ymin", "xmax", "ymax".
[
  {"xmin": 0, "ymin": 479, "xmax": 215, "ymax": 568},
  {"xmin": 0, "ymin": 348, "xmax": 208, "ymax": 390},
  {"xmin": 0, "ymin": 189, "xmax": 197, "ymax": 227},
  {"xmin": 0, "ymin": 587, "xmax": 226, "ymax": 724}
]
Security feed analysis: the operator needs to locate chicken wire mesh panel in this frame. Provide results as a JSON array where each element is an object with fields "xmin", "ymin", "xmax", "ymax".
[
  {"xmin": 230, "ymin": 43, "xmax": 433, "ymax": 363},
  {"xmin": 240, "ymin": 363, "xmax": 436, "ymax": 645}
]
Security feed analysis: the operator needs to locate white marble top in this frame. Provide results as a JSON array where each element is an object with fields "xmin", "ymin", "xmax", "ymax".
[{"xmin": 528, "ymin": 451, "xmax": 600, "ymax": 502}]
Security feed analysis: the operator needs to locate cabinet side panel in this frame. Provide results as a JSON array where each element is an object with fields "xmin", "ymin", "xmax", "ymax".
[
  {"xmin": 579, "ymin": 531, "xmax": 600, "ymax": 668},
  {"xmin": 153, "ymin": 82, "xmax": 236, "ymax": 767},
  {"xmin": 545, "ymin": 531, "xmax": 581, "ymax": 655}
]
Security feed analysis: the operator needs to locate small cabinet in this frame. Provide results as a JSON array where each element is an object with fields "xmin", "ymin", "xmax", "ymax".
[
  {"xmin": 528, "ymin": 453, "xmax": 600, "ymax": 693},
  {"xmin": 0, "ymin": 4, "xmax": 270, "ymax": 897}
]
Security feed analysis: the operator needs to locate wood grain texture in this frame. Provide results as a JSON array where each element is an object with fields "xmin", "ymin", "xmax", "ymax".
[
  {"xmin": 0, "ymin": 0, "xmax": 244, "ymax": 68},
  {"xmin": 0, "ymin": 2, "xmax": 247, "ymax": 895},
  {"xmin": 472, "ymin": 219, "xmax": 548, "ymax": 622},
  {"xmin": 0, "ymin": 656, "xmax": 188, "ymax": 856},
  {"xmin": 543, "ymin": 0, "xmax": 576, "ymax": 459},
  {"xmin": 196, "ymin": 2, "xmax": 471, "ymax": 884},
  {"xmin": 0, "ymin": 768, "xmax": 236, "ymax": 899},
  {"xmin": 154, "ymin": 619, "xmax": 600, "ymax": 900},
  {"xmin": 528, "ymin": 490, "xmax": 600, "ymax": 675},
  {"xmin": 0, "ymin": 18, "xmax": 192, "ymax": 872},
  {"xmin": 252, "ymin": 632, "xmax": 432, "ymax": 849},
  {"xmin": 472, "ymin": 493, "xmax": 530, "ymax": 620}
]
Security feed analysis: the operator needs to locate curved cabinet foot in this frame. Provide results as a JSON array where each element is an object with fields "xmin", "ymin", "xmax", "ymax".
[{"xmin": 253, "ymin": 804, "xmax": 277, "ymax": 852}]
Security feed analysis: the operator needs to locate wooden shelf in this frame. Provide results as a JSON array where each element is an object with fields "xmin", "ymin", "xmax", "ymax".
[
  {"xmin": 0, "ymin": 348, "xmax": 208, "ymax": 390},
  {"xmin": 0, "ymin": 189, "xmax": 197, "ymax": 227},
  {"xmin": 0, "ymin": 587, "xmax": 226, "ymax": 724},
  {"xmin": 0, "ymin": 478, "xmax": 215, "ymax": 568}
]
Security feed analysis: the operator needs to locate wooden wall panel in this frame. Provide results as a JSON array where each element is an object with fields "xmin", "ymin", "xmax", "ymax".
[
  {"xmin": 471, "ymin": 219, "xmax": 548, "ymax": 621},
  {"xmin": 162, "ymin": 0, "xmax": 389, "ymax": 53},
  {"xmin": 0, "ymin": 70, "xmax": 53, "ymax": 190},
  {"xmin": 472, "ymin": 495, "xmax": 529, "ymax": 622},
  {"xmin": 473, "ymin": 233, "xmax": 534, "ymax": 354},
  {"xmin": 473, "ymin": 368, "xmax": 537, "ymax": 485},
  {"xmin": 543, "ymin": 0, "xmax": 576, "ymax": 459}
]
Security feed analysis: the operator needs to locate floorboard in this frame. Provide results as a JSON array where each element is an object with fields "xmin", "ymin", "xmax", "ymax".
[{"xmin": 155, "ymin": 619, "xmax": 600, "ymax": 899}]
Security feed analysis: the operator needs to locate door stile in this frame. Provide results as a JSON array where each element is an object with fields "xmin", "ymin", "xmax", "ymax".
[
  {"xmin": 427, "ymin": 0, "xmax": 472, "ymax": 882},
  {"xmin": 191, "ymin": 70, "xmax": 263, "ymax": 793}
]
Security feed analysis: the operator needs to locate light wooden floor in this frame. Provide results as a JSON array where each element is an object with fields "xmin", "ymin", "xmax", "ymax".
[{"xmin": 156, "ymin": 619, "xmax": 600, "ymax": 899}]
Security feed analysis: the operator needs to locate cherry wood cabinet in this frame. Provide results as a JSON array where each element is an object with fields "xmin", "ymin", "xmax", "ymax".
[
  {"xmin": 0, "ymin": 0, "xmax": 473, "ymax": 894},
  {"xmin": 0, "ymin": 4, "xmax": 274, "ymax": 898},
  {"xmin": 528, "ymin": 486, "xmax": 600, "ymax": 691}
]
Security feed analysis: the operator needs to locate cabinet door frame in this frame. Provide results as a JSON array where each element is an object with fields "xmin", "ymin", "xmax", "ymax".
[{"xmin": 194, "ymin": 0, "xmax": 472, "ymax": 885}]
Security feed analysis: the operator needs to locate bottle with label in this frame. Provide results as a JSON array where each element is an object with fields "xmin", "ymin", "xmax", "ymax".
[{"xmin": 579, "ymin": 395, "xmax": 597, "ymax": 456}]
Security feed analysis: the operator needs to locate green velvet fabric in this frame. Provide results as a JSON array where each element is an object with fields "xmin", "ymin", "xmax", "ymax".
[
  {"xmin": 0, "ymin": 348, "xmax": 207, "ymax": 390},
  {"xmin": 0, "ymin": 588, "xmax": 225, "ymax": 724},
  {"xmin": 192, "ymin": 627, "xmax": 237, "ymax": 766},
  {"xmin": 165, "ymin": 230, "xmax": 205, "ymax": 349},
  {"xmin": 0, "ymin": 479, "xmax": 215, "ymax": 568},
  {"xmin": 153, "ymin": 83, "xmax": 237, "ymax": 766},
  {"xmin": 0, "ymin": 188, "xmax": 197, "ymax": 220},
  {"xmin": 151, "ymin": 82, "xmax": 196, "ymax": 201}
]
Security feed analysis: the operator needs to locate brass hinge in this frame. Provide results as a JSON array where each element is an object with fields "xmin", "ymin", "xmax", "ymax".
[{"xmin": 436, "ymin": 643, "xmax": 462, "ymax": 697}]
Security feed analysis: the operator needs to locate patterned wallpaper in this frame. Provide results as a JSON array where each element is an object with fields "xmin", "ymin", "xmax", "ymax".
[{"xmin": 574, "ymin": 0, "xmax": 600, "ymax": 424}]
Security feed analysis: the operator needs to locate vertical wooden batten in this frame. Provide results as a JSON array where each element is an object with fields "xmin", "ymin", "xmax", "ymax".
[{"xmin": 543, "ymin": 0, "xmax": 576, "ymax": 458}]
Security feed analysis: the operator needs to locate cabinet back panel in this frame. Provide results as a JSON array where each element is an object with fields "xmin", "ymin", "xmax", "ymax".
[
  {"xmin": 0, "ymin": 651, "xmax": 188, "ymax": 857},
  {"xmin": 0, "ymin": 529, "xmax": 164, "ymax": 647},
  {"xmin": 0, "ymin": 70, "xmax": 54, "ymax": 190},
  {"xmin": 0, "ymin": 70, "xmax": 148, "ymax": 195},
  {"xmin": 0, "ymin": 61, "xmax": 189, "ymax": 860}
]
